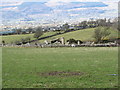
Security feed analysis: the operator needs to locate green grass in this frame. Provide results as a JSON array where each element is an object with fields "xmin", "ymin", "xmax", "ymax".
[
  {"xmin": 39, "ymin": 28, "xmax": 119, "ymax": 43},
  {"xmin": 2, "ymin": 47, "xmax": 118, "ymax": 88},
  {"xmin": 0, "ymin": 31, "xmax": 56, "ymax": 44},
  {"xmin": 1, "ymin": 28, "xmax": 119, "ymax": 44}
]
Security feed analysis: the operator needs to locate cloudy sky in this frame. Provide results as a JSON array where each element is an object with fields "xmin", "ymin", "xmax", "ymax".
[
  {"xmin": 1, "ymin": 0, "xmax": 119, "ymax": 25},
  {"xmin": 1, "ymin": 0, "xmax": 119, "ymax": 10},
  {"xmin": 1, "ymin": 0, "xmax": 119, "ymax": 11},
  {"xmin": 0, "ymin": 0, "xmax": 119, "ymax": 2},
  {"xmin": 1, "ymin": 0, "xmax": 119, "ymax": 2}
]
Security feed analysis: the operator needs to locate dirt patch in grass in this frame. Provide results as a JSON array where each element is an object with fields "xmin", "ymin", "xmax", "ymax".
[{"xmin": 37, "ymin": 71, "xmax": 84, "ymax": 77}]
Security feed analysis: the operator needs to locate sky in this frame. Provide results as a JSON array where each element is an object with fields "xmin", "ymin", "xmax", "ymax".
[
  {"xmin": 1, "ymin": 0, "xmax": 119, "ymax": 25},
  {"xmin": 1, "ymin": 0, "xmax": 119, "ymax": 11},
  {"xmin": 1, "ymin": 0, "xmax": 119, "ymax": 2}
]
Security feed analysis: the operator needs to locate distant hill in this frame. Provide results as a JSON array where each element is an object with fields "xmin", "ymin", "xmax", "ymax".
[
  {"xmin": 1, "ymin": 2, "xmax": 109, "ymax": 23},
  {"xmin": 18, "ymin": 2, "xmax": 53, "ymax": 14}
]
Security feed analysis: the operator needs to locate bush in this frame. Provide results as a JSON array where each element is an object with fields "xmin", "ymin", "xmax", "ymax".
[
  {"xmin": 25, "ymin": 37, "xmax": 31, "ymax": 43},
  {"xmin": 93, "ymin": 27, "xmax": 111, "ymax": 43},
  {"xmin": 67, "ymin": 38, "xmax": 83, "ymax": 44},
  {"xmin": 14, "ymin": 40, "xmax": 21, "ymax": 45},
  {"xmin": 33, "ymin": 27, "xmax": 43, "ymax": 39},
  {"xmin": 2, "ymin": 40, "xmax": 5, "ymax": 45}
]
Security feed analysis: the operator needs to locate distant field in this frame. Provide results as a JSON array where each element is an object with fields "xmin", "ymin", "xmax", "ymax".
[
  {"xmin": 39, "ymin": 28, "xmax": 119, "ymax": 43},
  {"xmin": 0, "ymin": 31, "xmax": 56, "ymax": 44},
  {"xmin": 0, "ymin": 28, "xmax": 119, "ymax": 44},
  {"xmin": 2, "ymin": 47, "xmax": 118, "ymax": 88},
  {"xmin": 0, "ymin": 34, "xmax": 34, "ymax": 44}
]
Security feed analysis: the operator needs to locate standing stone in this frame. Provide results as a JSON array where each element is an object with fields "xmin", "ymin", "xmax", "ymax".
[
  {"xmin": 77, "ymin": 41, "xmax": 80, "ymax": 45},
  {"xmin": 61, "ymin": 37, "xmax": 65, "ymax": 45},
  {"xmin": 27, "ymin": 43, "xmax": 30, "ymax": 46},
  {"xmin": 44, "ymin": 40, "xmax": 49, "ymax": 45}
]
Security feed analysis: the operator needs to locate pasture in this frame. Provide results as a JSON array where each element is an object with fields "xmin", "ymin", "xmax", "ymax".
[
  {"xmin": 0, "ymin": 31, "xmax": 56, "ymax": 44},
  {"xmin": 1, "ymin": 28, "xmax": 119, "ymax": 44},
  {"xmin": 41, "ymin": 28, "xmax": 119, "ymax": 43},
  {"xmin": 2, "ymin": 47, "xmax": 118, "ymax": 88}
]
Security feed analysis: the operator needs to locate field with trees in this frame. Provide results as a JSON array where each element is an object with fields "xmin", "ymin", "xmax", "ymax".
[
  {"xmin": 1, "ymin": 18, "xmax": 119, "ymax": 88},
  {"xmin": 38, "ymin": 27, "xmax": 119, "ymax": 43},
  {"xmin": 1, "ymin": 27, "xmax": 119, "ymax": 44},
  {"xmin": 1, "ymin": 18, "xmax": 119, "ymax": 45},
  {"xmin": 0, "ymin": 32, "xmax": 56, "ymax": 44},
  {"xmin": 2, "ymin": 47, "xmax": 118, "ymax": 88}
]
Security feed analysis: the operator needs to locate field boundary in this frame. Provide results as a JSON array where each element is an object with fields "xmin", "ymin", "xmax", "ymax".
[{"xmin": 1, "ymin": 43, "xmax": 119, "ymax": 48}]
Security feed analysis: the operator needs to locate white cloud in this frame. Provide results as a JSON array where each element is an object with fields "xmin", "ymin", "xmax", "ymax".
[
  {"xmin": 0, "ymin": 2, "xmax": 23, "ymax": 7},
  {"xmin": 70, "ymin": 14, "xmax": 79, "ymax": 16},
  {"xmin": 45, "ymin": 2, "xmax": 66, "ymax": 7},
  {"xmin": 99, "ymin": 0, "xmax": 119, "ymax": 2},
  {"xmin": 46, "ymin": 0, "xmax": 100, "ymax": 4},
  {"xmin": 2, "ymin": 7, "xmax": 18, "ymax": 11},
  {"xmin": 100, "ymin": 1, "xmax": 118, "ymax": 12},
  {"xmin": 1, "ymin": 0, "xmax": 118, "ymax": 24},
  {"xmin": 1, "ymin": 0, "xmax": 49, "ymax": 2},
  {"xmin": 45, "ymin": 0, "xmax": 100, "ymax": 7},
  {"xmin": 2, "ymin": 0, "xmax": 119, "ymax": 2},
  {"xmin": 67, "ymin": 8, "xmax": 87, "ymax": 11}
]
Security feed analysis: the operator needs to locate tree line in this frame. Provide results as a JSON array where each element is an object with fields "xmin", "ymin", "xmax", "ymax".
[
  {"xmin": 1, "ymin": 17, "xmax": 119, "ymax": 36},
  {"xmin": 1, "ymin": 17, "xmax": 119, "ymax": 45}
]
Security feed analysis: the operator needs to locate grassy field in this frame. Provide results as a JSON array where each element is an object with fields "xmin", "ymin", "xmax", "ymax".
[
  {"xmin": 0, "ymin": 31, "xmax": 56, "ymax": 44},
  {"xmin": 2, "ymin": 47, "xmax": 118, "ymax": 88},
  {"xmin": 39, "ymin": 28, "xmax": 119, "ymax": 43},
  {"xmin": 1, "ymin": 28, "xmax": 119, "ymax": 44}
]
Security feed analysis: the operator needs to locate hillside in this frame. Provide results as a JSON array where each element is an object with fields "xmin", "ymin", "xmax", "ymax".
[
  {"xmin": 0, "ymin": 28, "xmax": 119, "ymax": 44},
  {"xmin": 0, "ymin": 31, "xmax": 56, "ymax": 44},
  {"xmin": 38, "ymin": 28, "xmax": 119, "ymax": 43}
]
